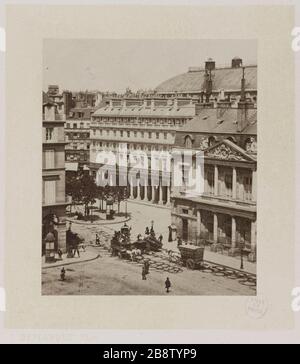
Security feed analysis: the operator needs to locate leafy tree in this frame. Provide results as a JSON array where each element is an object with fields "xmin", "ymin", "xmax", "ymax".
[
  {"xmin": 113, "ymin": 186, "xmax": 127, "ymax": 214},
  {"xmin": 66, "ymin": 174, "xmax": 81, "ymax": 213},
  {"xmin": 79, "ymin": 173, "xmax": 98, "ymax": 216}
]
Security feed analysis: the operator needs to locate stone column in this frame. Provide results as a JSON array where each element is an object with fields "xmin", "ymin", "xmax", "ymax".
[
  {"xmin": 211, "ymin": 213, "xmax": 218, "ymax": 252},
  {"xmin": 252, "ymin": 169, "xmax": 257, "ymax": 202},
  {"xmin": 214, "ymin": 165, "xmax": 219, "ymax": 196},
  {"xmin": 137, "ymin": 179, "xmax": 141, "ymax": 200},
  {"xmin": 197, "ymin": 210, "xmax": 201, "ymax": 239},
  {"xmin": 232, "ymin": 167, "xmax": 237, "ymax": 200},
  {"xmin": 229, "ymin": 216, "xmax": 237, "ymax": 256},
  {"xmin": 166, "ymin": 186, "xmax": 171, "ymax": 205},
  {"xmin": 151, "ymin": 185, "xmax": 156, "ymax": 203},
  {"xmin": 129, "ymin": 178, "xmax": 133, "ymax": 199},
  {"xmin": 248, "ymin": 220, "xmax": 257, "ymax": 262},
  {"xmin": 213, "ymin": 213, "xmax": 218, "ymax": 243},
  {"xmin": 158, "ymin": 180, "xmax": 164, "ymax": 205}
]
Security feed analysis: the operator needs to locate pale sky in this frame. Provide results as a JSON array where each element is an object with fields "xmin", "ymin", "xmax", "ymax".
[{"xmin": 43, "ymin": 39, "xmax": 257, "ymax": 93}]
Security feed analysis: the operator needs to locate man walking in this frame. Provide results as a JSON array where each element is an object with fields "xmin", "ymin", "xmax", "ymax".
[
  {"xmin": 95, "ymin": 233, "xmax": 100, "ymax": 246},
  {"xmin": 165, "ymin": 277, "xmax": 171, "ymax": 293},
  {"xmin": 142, "ymin": 266, "xmax": 147, "ymax": 280}
]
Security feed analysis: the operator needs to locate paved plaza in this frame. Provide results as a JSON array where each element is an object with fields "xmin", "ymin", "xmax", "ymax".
[{"xmin": 42, "ymin": 201, "xmax": 256, "ymax": 295}]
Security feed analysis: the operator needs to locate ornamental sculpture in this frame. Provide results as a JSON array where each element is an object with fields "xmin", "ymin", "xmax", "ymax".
[{"xmin": 206, "ymin": 143, "xmax": 245, "ymax": 161}]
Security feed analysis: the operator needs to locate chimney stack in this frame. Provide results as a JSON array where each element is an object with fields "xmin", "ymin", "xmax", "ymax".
[
  {"xmin": 232, "ymin": 57, "xmax": 243, "ymax": 68},
  {"xmin": 237, "ymin": 67, "xmax": 255, "ymax": 132},
  {"xmin": 205, "ymin": 58, "xmax": 215, "ymax": 71},
  {"xmin": 205, "ymin": 69, "xmax": 213, "ymax": 103},
  {"xmin": 240, "ymin": 67, "xmax": 246, "ymax": 102}
]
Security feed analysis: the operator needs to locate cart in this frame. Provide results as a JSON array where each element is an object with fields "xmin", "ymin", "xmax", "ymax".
[
  {"xmin": 178, "ymin": 245, "xmax": 205, "ymax": 270},
  {"xmin": 133, "ymin": 235, "xmax": 162, "ymax": 253}
]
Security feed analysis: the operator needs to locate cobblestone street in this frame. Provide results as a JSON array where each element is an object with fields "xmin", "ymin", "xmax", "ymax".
[{"xmin": 42, "ymin": 201, "xmax": 256, "ymax": 295}]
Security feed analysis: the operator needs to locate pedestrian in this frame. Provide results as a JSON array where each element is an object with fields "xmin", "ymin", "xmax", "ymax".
[
  {"xmin": 165, "ymin": 277, "xmax": 171, "ymax": 293},
  {"xmin": 60, "ymin": 267, "xmax": 66, "ymax": 281},
  {"xmin": 142, "ymin": 266, "xmax": 147, "ymax": 280},
  {"xmin": 158, "ymin": 234, "xmax": 163, "ymax": 243},
  {"xmin": 144, "ymin": 260, "xmax": 150, "ymax": 275},
  {"xmin": 57, "ymin": 249, "xmax": 63, "ymax": 260},
  {"xmin": 95, "ymin": 233, "xmax": 100, "ymax": 246},
  {"xmin": 168, "ymin": 225, "xmax": 172, "ymax": 242},
  {"xmin": 177, "ymin": 236, "xmax": 182, "ymax": 247},
  {"xmin": 145, "ymin": 227, "xmax": 150, "ymax": 236}
]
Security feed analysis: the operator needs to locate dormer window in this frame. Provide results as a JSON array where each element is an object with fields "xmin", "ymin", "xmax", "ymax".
[{"xmin": 185, "ymin": 135, "xmax": 193, "ymax": 149}]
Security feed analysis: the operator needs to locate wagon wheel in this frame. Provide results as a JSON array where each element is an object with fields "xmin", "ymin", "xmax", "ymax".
[{"xmin": 186, "ymin": 259, "xmax": 196, "ymax": 270}]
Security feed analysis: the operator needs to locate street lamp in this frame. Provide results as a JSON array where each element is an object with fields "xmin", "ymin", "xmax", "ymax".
[
  {"xmin": 240, "ymin": 242, "xmax": 245, "ymax": 270},
  {"xmin": 150, "ymin": 220, "xmax": 154, "ymax": 235}
]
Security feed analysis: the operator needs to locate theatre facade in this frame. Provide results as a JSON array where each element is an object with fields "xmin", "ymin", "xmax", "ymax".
[{"xmin": 171, "ymin": 104, "xmax": 257, "ymax": 262}]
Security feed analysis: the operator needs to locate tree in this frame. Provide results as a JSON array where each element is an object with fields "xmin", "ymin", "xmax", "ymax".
[
  {"xmin": 114, "ymin": 186, "xmax": 127, "ymax": 214},
  {"xmin": 97, "ymin": 185, "xmax": 105, "ymax": 212},
  {"xmin": 66, "ymin": 174, "xmax": 81, "ymax": 213},
  {"xmin": 79, "ymin": 174, "xmax": 98, "ymax": 216}
]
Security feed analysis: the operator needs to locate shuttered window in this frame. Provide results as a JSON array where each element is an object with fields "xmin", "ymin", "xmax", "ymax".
[
  {"xmin": 44, "ymin": 180, "xmax": 56, "ymax": 204},
  {"xmin": 45, "ymin": 150, "xmax": 55, "ymax": 169}
]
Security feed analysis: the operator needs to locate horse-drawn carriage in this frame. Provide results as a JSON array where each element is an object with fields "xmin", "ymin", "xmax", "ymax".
[
  {"xmin": 110, "ymin": 228, "xmax": 132, "ymax": 258},
  {"xmin": 168, "ymin": 244, "xmax": 205, "ymax": 270},
  {"xmin": 133, "ymin": 235, "xmax": 162, "ymax": 253},
  {"xmin": 178, "ymin": 245, "xmax": 204, "ymax": 269},
  {"xmin": 110, "ymin": 224, "xmax": 162, "ymax": 259}
]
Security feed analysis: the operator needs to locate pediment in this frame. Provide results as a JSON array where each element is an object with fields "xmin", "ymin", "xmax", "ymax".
[{"xmin": 204, "ymin": 140, "xmax": 255, "ymax": 162}]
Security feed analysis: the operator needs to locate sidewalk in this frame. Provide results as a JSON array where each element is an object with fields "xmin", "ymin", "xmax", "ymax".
[
  {"xmin": 128, "ymin": 199, "xmax": 171, "ymax": 210},
  {"xmin": 42, "ymin": 250, "xmax": 100, "ymax": 269},
  {"xmin": 67, "ymin": 215, "xmax": 131, "ymax": 226},
  {"xmin": 162, "ymin": 241, "xmax": 256, "ymax": 275}
]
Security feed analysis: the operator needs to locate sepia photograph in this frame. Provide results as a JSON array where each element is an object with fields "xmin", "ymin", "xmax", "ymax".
[{"xmin": 41, "ymin": 39, "xmax": 257, "ymax": 296}]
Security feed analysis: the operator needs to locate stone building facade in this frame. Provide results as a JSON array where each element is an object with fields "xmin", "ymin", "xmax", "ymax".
[
  {"xmin": 65, "ymin": 107, "xmax": 95, "ymax": 172},
  {"xmin": 89, "ymin": 98, "xmax": 198, "ymax": 205},
  {"xmin": 42, "ymin": 101, "xmax": 68, "ymax": 253},
  {"xmin": 171, "ymin": 102, "xmax": 257, "ymax": 262}
]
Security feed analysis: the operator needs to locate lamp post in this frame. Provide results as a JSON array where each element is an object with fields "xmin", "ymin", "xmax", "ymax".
[
  {"xmin": 150, "ymin": 220, "xmax": 154, "ymax": 235},
  {"xmin": 240, "ymin": 242, "xmax": 245, "ymax": 270}
]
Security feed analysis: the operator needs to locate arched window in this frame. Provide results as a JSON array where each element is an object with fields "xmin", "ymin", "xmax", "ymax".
[
  {"xmin": 184, "ymin": 135, "xmax": 193, "ymax": 149},
  {"xmin": 208, "ymin": 136, "xmax": 216, "ymax": 147}
]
